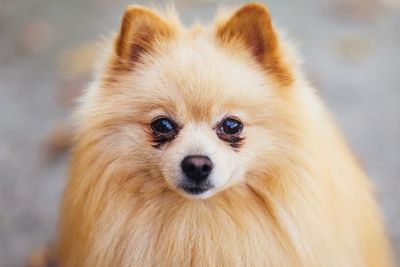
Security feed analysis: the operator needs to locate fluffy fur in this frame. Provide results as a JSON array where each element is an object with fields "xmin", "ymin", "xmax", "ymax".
[{"xmin": 57, "ymin": 3, "xmax": 392, "ymax": 266}]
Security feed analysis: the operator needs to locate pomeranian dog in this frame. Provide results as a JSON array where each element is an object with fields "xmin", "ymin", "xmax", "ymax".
[{"xmin": 56, "ymin": 2, "xmax": 392, "ymax": 267}]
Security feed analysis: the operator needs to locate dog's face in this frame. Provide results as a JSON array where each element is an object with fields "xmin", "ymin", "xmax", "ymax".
[
  {"xmin": 89, "ymin": 4, "xmax": 294, "ymax": 199},
  {"xmin": 133, "ymin": 40, "xmax": 275, "ymax": 199}
]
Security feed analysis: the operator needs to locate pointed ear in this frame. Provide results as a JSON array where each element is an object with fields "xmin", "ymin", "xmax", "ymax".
[
  {"xmin": 115, "ymin": 6, "xmax": 174, "ymax": 65},
  {"xmin": 216, "ymin": 3, "xmax": 293, "ymax": 85}
]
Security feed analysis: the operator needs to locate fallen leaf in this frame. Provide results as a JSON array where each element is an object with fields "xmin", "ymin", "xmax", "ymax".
[
  {"xmin": 27, "ymin": 244, "xmax": 56, "ymax": 267},
  {"xmin": 56, "ymin": 42, "xmax": 98, "ymax": 106},
  {"xmin": 337, "ymin": 35, "xmax": 373, "ymax": 63},
  {"xmin": 328, "ymin": 0, "xmax": 380, "ymax": 22},
  {"xmin": 57, "ymin": 42, "xmax": 98, "ymax": 81},
  {"xmin": 19, "ymin": 20, "xmax": 54, "ymax": 54},
  {"xmin": 42, "ymin": 121, "xmax": 72, "ymax": 162}
]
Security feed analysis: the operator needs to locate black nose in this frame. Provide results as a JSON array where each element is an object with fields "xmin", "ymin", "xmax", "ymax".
[{"xmin": 181, "ymin": 155, "xmax": 213, "ymax": 182}]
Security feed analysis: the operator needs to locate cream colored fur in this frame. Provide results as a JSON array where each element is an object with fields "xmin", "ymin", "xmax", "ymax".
[{"xmin": 57, "ymin": 3, "xmax": 392, "ymax": 267}]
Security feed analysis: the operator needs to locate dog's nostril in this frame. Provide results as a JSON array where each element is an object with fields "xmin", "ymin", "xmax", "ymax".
[
  {"xmin": 201, "ymin": 164, "xmax": 211, "ymax": 173},
  {"xmin": 187, "ymin": 163, "xmax": 196, "ymax": 172},
  {"xmin": 181, "ymin": 155, "xmax": 213, "ymax": 182}
]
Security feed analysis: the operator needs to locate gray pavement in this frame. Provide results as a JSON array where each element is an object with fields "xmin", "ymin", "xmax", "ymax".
[{"xmin": 0, "ymin": 0, "xmax": 399, "ymax": 266}]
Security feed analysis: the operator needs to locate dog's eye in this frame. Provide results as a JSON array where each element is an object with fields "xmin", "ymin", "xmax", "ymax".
[
  {"xmin": 151, "ymin": 118, "xmax": 176, "ymax": 134},
  {"xmin": 216, "ymin": 117, "xmax": 244, "ymax": 149},
  {"xmin": 220, "ymin": 118, "xmax": 243, "ymax": 135},
  {"xmin": 150, "ymin": 117, "xmax": 178, "ymax": 148}
]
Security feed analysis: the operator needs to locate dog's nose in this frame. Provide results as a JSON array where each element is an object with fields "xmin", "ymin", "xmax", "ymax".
[{"xmin": 181, "ymin": 155, "xmax": 213, "ymax": 182}]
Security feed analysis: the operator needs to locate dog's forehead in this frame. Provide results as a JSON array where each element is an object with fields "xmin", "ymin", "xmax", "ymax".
[{"xmin": 142, "ymin": 37, "xmax": 270, "ymax": 120}]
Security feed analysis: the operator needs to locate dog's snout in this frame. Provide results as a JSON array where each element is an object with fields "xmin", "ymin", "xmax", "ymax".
[{"xmin": 181, "ymin": 155, "xmax": 213, "ymax": 182}]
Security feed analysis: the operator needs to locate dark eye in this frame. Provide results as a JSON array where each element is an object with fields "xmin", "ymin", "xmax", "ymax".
[
  {"xmin": 151, "ymin": 118, "xmax": 176, "ymax": 134},
  {"xmin": 220, "ymin": 118, "xmax": 243, "ymax": 135},
  {"xmin": 216, "ymin": 117, "xmax": 244, "ymax": 149}
]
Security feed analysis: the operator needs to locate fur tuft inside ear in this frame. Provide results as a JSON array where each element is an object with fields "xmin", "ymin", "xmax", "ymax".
[
  {"xmin": 216, "ymin": 3, "xmax": 293, "ymax": 86},
  {"xmin": 115, "ymin": 6, "xmax": 174, "ymax": 64}
]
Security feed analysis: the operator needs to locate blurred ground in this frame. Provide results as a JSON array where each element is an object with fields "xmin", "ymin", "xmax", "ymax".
[{"xmin": 0, "ymin": 0, "xmax": 399, "ymax": 266}]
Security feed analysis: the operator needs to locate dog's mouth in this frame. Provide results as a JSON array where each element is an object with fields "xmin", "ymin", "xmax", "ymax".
[{"xmin": 178, "ymin": 181, "xmax": 214, "ymax": 196}]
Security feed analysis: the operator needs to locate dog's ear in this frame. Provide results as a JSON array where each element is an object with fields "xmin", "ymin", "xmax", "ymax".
[
  {"xmin": 216, "ymin": 3, "xmax": 292, "ymax": 85},
  {"xmin": 115, "ymin": 6, "xmax": 174, "ymax": 64}
]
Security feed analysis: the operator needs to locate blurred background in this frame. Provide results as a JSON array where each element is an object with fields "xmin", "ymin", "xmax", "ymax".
[{"xmin": 0, "ymin": 0, "xmax": 399, "ymax": 266}]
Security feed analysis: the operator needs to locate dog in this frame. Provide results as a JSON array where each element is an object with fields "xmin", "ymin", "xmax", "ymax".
[{"xmin": 55, "ymin": 3, "xmax": 392, "ymax": 266}]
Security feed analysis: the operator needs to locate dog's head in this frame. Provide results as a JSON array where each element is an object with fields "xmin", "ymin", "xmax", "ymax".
[{"xmin": 82, "ymin": 3, "xmax": 297, "ymax": 199}]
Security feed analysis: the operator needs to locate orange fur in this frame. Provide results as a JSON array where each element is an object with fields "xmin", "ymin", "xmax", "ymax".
[
  {"xmin": 216, "ymin": 3, "xmax": 293, "ymax": 86},
  {"xmin": 57, "ymin": 3, "xmax": 392, "ymax": 266}
]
